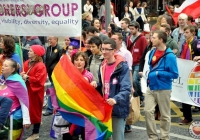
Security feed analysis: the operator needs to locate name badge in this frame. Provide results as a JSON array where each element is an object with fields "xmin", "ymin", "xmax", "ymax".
[
  {"xmin": 112, "ymin": 78, "xmax": 118, "ymax": 84},
  {"xmin": 134, "ymin": 48, "xmax": 139, "ymax": 52}
]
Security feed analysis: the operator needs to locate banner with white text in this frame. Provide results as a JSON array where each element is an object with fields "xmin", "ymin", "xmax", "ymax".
[
  {"xmin": 0, "ymin": 0, "xmax": 81, "ymax": 36},
  {"xmin": 141, "ymin": 58, "xmax": 200, "ymax": 107}
]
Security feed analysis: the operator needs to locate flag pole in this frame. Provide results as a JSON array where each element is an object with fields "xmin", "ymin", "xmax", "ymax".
[{"xmin": 18, "ymin": 36, "xmax": 24, "ymax": 71}]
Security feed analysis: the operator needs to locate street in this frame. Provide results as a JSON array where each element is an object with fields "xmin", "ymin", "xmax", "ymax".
[{"xmin": 23, "ymin": 101, "xmax": 199, "ymax": 140}]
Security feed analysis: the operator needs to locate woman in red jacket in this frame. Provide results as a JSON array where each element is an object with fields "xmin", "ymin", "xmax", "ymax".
[{"xmin": 20, "ymin": 45, "xmax": 47, "ymax": 140}]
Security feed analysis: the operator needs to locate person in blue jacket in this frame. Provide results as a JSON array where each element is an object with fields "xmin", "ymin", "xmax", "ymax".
[
  {"xmin": 91, "ymin": 39, "xmax": 131, "ymax": 140},
  {"xmin": 144, "ymin": 30, "xmax": 179, "ymax": 140},
  {"xmin": 0, "ymin": 36, "xmax": 22, "ymax": 73}
]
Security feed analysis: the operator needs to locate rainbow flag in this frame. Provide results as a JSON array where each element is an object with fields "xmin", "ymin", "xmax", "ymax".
[{"xmin": 52, "ymin": 55, "xmax": 113, "ymax": 140}]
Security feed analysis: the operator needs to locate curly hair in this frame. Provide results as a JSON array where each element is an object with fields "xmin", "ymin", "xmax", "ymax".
[
  {"xmin": 34, "ymin": 55, "xmax": 43, "ymax": 63},
  {"xmin": 71, "ymin": 51, "xmax": 88, "ymax": 69},
  {"xmin": 2, "ymin": 36, "xmax": 15, "ymax": 58}
]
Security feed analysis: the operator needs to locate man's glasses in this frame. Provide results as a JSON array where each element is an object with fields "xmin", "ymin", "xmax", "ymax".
[{"xmin": 100, "ymin": 48, "xmax": 114, "ymax": 52}]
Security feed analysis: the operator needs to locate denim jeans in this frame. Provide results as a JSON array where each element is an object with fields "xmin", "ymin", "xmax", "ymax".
[
  {"xmin": 45, "ymin": 96, "xmax": 53, "ymax": 113},
  {"xmin": 45, "ymin": 83, "xmax": 54, "ymax": 113},
  {"xmin": 112, "ymin": 118, "xmax": 126, "ymax": 140},
  {"xmin": 132, "ymin": 65, "xmax": 144, "ymax": 101}
]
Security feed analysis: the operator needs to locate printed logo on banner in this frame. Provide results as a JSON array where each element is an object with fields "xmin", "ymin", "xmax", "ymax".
[
  {"xmin": 187, "ymin": 65, "xmax": 200, "ymax": 106},
  {"xmin": 188, "ymin": 121, "xmax": 200, "ymax": 139}
]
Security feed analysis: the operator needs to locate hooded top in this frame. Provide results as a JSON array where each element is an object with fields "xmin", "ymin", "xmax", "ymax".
[{"xmin": 97, "ymin": 54, "xmax": 131, "ymax": 118}]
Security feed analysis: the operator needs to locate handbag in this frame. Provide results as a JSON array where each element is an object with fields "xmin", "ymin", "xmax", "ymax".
[
  {"xmin": 50, "ymin": 112, "xmax": 70, "ymax": 139},
  {"xmin": 126, "ymin": 96, "xmax": 140, "ymax": 125},
  {"xmin": 143, "ymin": 23, "xmax": 150, "ymax": 32}
]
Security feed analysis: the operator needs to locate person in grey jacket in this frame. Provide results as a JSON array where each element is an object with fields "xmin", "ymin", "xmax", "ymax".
[{"xmin": 87, "ymin": 36, "xmax": 103, "ymax": 82}]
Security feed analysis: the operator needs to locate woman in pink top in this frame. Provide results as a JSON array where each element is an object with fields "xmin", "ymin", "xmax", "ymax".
[
  {"xmin": 0, "ymin": 59, "xmax": 30, "ymax": 140},
  {"xmin": 71, "ymin": 51, "xmax": 93, "ymax": 83},
  {"xmin": 62, "ymin": 51, "xmax": 94, "ymax": 140}
]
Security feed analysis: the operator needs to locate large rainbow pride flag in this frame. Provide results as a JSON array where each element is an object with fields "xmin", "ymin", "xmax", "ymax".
[{"xmin": 52, "ymin": 55, "xmax": 113, "ymax": 140}]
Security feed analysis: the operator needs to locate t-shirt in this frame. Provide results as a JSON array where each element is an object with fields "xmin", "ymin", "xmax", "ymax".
[
  {"xmin": 0, "ymin": 86, "xmax": 20, "ymax": 111},
  {"xmin": 82, "ymin": 69, "xmax": 94, "ymax": 83},
  {"xmin": 104, "ymin": 62, "xmax": 116, "ymax": 100},
  {"xmin": 151, "ymin": 49, "xmax": 165, "ymax": 66},
  {"xmin": 116, "ymin": 47, "xmax": 133, "ymax": 70}
]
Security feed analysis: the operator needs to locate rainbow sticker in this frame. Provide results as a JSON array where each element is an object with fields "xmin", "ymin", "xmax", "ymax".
[{"xmin": 188, "ymin": 65, "xmax": 200, "ymax": 106}]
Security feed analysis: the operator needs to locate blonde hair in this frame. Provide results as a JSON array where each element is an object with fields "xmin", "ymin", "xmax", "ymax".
[
  {"xmin": 154, "ymin": 15, "xmax": 167, "ymax": 30},
  {"xmin": 178, "ymin": 13, "xmax": 188, "ymax": 20}
]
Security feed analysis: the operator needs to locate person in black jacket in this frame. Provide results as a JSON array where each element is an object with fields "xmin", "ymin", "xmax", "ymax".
[
  {"xmin": 121, "ymin": 5, "xmax": 133, "ymax": 22},
  {"xmin": 43, "ymin": 36, "xmax": 62, "ymax": 116}
]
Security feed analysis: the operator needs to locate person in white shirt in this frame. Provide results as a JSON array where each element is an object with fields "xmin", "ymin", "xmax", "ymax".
[
  {"xmin": 84, "ymin": 0, "xmax": 93, "ymax": 14},
  {"xmin": 111, "ymin": 33, "xmax": 134, "ymax": 133}
]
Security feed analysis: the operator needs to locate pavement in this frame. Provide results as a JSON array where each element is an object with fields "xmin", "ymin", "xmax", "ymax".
[{"xmin": 22, "ymin": 101, "xmax": 200, "ymax": 140}]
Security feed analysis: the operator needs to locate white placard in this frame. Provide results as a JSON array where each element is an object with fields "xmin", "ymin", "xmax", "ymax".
[
  {"xmin": 0, "ymin": 0, "xmax": 82, "ymax": 36},
  {"xmin": 141, "ymin": 57, "xmax": 200, "ymax": 107}
]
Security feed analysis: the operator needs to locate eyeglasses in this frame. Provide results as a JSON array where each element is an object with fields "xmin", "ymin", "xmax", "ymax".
[{"xmin": 100, "ymin": 48, "xmax": 114, "ymax": 52}]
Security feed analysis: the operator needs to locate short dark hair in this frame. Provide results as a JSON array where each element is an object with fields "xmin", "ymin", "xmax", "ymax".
[
  {"xmin": 184, "ymin": 25, "xmax": 196, "ymax": 33},
  {"xmin": 88, "ymin": 36, "xmax": 102, "ymax": 48},
  {"xmin": 86, "ymin": 26, "xmax": 99, "ymax": 34},
  {"xmin": 103, "ymin": 39, "xmax": 116, "ymax": 49},
  {"xmin": 129, "ymin": 21, "xmax": 140, "ymax": 30},
  {"xmin": 153, "ymin": 30, "xmax": 167, "ymax": 43},
  {"xmin": 71, "ymin": 51, "xmax": 88, "ymax": 69},
  {"xmin": 121, "ymin": 18, "xmax": 130, "ymax": 25},
  {"xmin": 160, "ymin": 23, "xmax": 171, "ymax": 33},
  {"xmin": 188, "ymin": 15, "xmax": 194, "ymax": 22}
]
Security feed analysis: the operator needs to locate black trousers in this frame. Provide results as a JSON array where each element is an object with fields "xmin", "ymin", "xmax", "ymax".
[
  {"xmin": 136, "ymin": 19, "xmax": 144, "ymax": 31},
  {"xmin": 62, "ymin": 127, "xmax": 85, "ymax": 140},
  {"xmin": 182, "ymin": 103, "xmax": 192, "ymax": 121},
  {"xmin": 33, "ymin": 123, "xmax": 40, "ymax": 134}
]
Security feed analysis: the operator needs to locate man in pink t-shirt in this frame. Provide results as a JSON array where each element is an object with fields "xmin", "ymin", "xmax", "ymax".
[{"xmin": 91, "ymin": 39, "xmax": 131, "ymax": 140}]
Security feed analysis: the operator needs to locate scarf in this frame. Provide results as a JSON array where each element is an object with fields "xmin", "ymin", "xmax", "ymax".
[{"xmin": 180, "ymin": 37, "xmax": 193, "ymax": 60}]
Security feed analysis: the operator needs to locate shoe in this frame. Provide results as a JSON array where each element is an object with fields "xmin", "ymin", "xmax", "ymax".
[
  {"xmin": 192, "ymin": 107, "xmax": 200, "ymax": 112},
  {"xmin": 125, "ymin": 129, "xmax": 132, "ymax": 133},
  {"xmin": 26, "ymin": 134, "xmax": 39, "ymax": 140},
  {"xmin": 43, "ymin": 112, "xmax": 53, "ymax": 116},
  {"xmin": 179, "ymin": 119, "xmax": 192, "ymax": 125}
]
